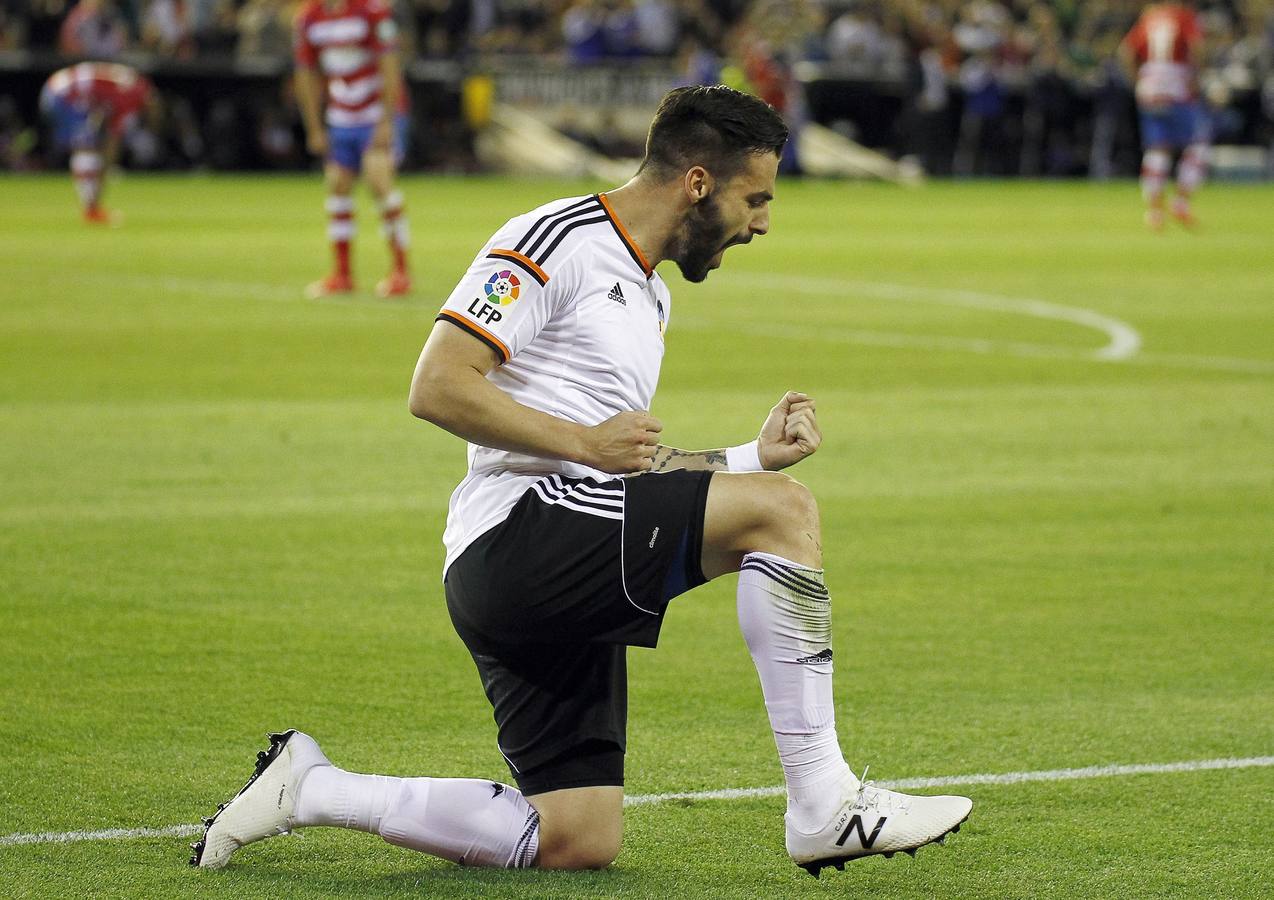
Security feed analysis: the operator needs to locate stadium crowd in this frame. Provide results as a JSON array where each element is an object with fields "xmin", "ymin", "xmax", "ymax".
[{"xmin": 1, "ymin": 0, "xmax": 1271, "ymax": 175}]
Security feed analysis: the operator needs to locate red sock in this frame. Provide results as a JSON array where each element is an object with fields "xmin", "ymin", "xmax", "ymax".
[{"xmin": 335, "ymin": 239, "xmax": 352, "ymax": 278}]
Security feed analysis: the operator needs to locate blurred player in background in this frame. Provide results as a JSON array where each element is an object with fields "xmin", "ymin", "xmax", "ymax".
[
  {"xmin": 294, "ymin": 0, "xmax": 412, "ymax": 298},
  {"xmin": 1120, "ymin": 2, "xmax": 1210, "ymax": 230},
  {"xmin": 39, "ymin": 61, "xmax": 155, "ymax": 225}
]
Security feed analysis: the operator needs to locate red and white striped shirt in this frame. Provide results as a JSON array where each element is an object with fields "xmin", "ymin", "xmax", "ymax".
[
  {"xmin": 1121, "ymin": 4, "xmax": 1203, "ymax": 106},
  {"xmin": 41, "ymin": 63, "xmax": 154, "ymax": 136},
  {"xmin": 294, "ymin": 0, "xmax": 404, "ymax": 128}
]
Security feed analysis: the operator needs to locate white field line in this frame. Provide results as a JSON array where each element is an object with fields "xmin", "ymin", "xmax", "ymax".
[
  {"xmin": 625, "ymin": 754, "xmax": 1274, "ymax": 806},
  {"xmin": 723, "ymin": 273, "xmax": 1273, "ymax": 375},
  {"xmin": 2, "ymin": 755, "xmax": 1271, "ymax": 848},
  {"xmin": 0, "ymin": 824, "xmax": 203, "ymax": 847},
  {"xmin": 702, "ymin": 321, "xmax": 1274, "ymax": 375},
  {"xmin": 728, "ymin": 273, "xmax": 1144, "ymax": 362}
]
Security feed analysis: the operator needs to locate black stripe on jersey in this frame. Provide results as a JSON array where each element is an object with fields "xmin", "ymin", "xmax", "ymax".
[
  {"xmin": 530, "ymin": 483, "xmax": 623, "ymax": 518},
  {"xmin": 573, "ymin": 485, "xmax": 625, "ymax": 504},
  {"xmin": 522, "ymin": 202, "xmax": 605, "ymax": 263},
  {"xmin": 595, "ymin": 193, "xmax": 650, "ymax": 275},
  {"xmin": 435, "ymin": 314, "xmax": 510, "ymax": 364},
  {"xmin": 534, "ymin": 214, "xmax": 611, "ymax": 269},
  {"xmin": 551, "ymin": 492, "xmax": 624, "ymax": 515},
  {"xmin": 513, "ymin": 196, "xmax": 602, "ymax": 254},
  {"xmin": 485, "ymin": 250, "xmax": 547, "ymax": 287}
]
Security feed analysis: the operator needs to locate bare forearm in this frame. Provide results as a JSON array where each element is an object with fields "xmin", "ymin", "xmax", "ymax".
[
  {"xmin": 412, "ymin": 365, "xmax": 587, "ymax": 464},
  {"xmin": 378, "ymin": 55, "xmax": 400, "ymax": 126},
  {"xmin": 295, "ymin": 67, "xmax": 323, "ymax": 134},
  {"xmin": 102, "ymin": 133, "xmax": 121, "ymax": 168},
  {"xmin": 650, "ymin": 445, "xmax": 728, "ymax": 473}
]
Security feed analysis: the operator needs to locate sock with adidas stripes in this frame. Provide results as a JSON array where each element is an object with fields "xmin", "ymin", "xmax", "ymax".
[
  {"xmin": 737, "ymin": 551, "xmax": 854, "ymax": 824},
  {"xmin": 294, "ymin": 767, "xmax": 539, "ymax": 868}
]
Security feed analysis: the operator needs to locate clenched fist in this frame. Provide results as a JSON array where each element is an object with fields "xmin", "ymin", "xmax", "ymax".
[
  {"xmin": 583, "ymin": 410, "xmax": 662, "ymax": 474},
  {"xmin": 757, "ymin": 391, "xmax": 821, "ymax": 471}
]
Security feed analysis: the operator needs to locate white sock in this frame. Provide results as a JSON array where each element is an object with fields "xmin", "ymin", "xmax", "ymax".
[
  {"xmin": 1141, "ymin": 149, "xmax": 1170, "ymax": 204},
  {"xmin": 737, "ymin": 552, "xmax": 853, "ymax": 824},
  {"xmin": 70, "ymin": 151, "xmax": 103, "ymax": 209},
  {"xmin": 294, "ymin": 767, "xmax": 539, "ymax": 868},
  {"xmin": 1176, "ymin": 142, "xmax": 1208, "ymax": 196},
  {"xmin": 379, "ymin": 189, "xmax": 410, "ymax": 249}
]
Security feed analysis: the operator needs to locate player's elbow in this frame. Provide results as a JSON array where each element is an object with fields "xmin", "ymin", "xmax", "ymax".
[
  {"xmin": 408, "ymin": 368, "xmax": 464, "ymax": 427},
  {"xmin": 408, "ymin": 380, "xmax": 442, "ymax": 423}
]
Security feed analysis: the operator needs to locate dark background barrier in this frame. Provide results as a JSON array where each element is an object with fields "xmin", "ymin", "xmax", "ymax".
[{"xmin": 2, "ymin": 0, "xmax": 1271, "ymax": 179}]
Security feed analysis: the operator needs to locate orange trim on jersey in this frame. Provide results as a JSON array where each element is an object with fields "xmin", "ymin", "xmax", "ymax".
[
  {"xmin": 597, "ymin": 192, "xmax": 654, "ymax": 277},
  {"xmin": 488, "ymin": 248, "xmax": 550, "ymax": 285},
  {"xmin": 436, "ymin": 310, "xmax": 511, "ymax": 363}
]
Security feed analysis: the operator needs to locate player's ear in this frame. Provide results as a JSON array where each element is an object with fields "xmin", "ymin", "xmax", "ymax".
[{"xmin": 683, "ymin": 166, "xmax": 713, "ymax": 204}]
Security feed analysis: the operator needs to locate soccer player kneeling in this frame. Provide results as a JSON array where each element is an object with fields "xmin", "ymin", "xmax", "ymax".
[{"xmin": 192, "ymin": 85, "xmax": 972, "ymax": 878}]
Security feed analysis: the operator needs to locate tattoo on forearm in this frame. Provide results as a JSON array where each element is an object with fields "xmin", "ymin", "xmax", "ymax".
[{"xmin": 652, "ymin": 446, "xmax": 730, "ymax": 472}]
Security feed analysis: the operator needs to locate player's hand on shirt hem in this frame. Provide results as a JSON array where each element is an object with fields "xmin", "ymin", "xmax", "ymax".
[
  {"xmin": 757, "ymin": 391, "xmax": 821, "ymax": 471},
  {"xmin": 581, "ymin": 411, "xmax": 663, "ymax": 474}
]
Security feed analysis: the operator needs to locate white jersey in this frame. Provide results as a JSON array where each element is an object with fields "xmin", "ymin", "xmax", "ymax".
[{"xmin": 435, "ymin": 193, "xmax": 671, "ymax": 573}]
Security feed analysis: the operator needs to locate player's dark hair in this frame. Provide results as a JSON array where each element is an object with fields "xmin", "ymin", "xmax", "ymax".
[{"xmin": 639, "ymin": 85, "xmax": 788, "ymax": 181}]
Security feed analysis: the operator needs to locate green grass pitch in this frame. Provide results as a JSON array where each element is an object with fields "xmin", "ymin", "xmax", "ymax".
[{"xmin": 1, "ymin": 173, "xmax": 1271, "ymax": 898}]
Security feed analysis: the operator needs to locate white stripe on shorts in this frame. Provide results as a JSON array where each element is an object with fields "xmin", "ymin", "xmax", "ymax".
[{"xmin": 530, "ymin": 476, "xmax": 625, "ymax": 519}]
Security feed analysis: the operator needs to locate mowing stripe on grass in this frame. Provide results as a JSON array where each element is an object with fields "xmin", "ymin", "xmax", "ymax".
[
  {"xmin": 56, "ymin": 272, "xmax": 1274, "ymax": 373},
  {"xmin": 3, "ymin": 755, "xmax": 1270, "ymax": 848}
]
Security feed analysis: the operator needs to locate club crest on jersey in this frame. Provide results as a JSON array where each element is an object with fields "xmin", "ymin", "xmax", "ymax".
[
  {"xmin": 656, "ymin": 298, "xmax": 666, "ymax": 337},
  {"xmin": 484, "ymin": 270, "xmax": 521, "ymax": 306}
]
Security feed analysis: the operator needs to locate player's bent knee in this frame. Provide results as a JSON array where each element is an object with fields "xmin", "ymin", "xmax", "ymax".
[
  {"xmin": 704, "ymin": 472, "xmax": 822, "ymax": 571},
  {"xmin": 535, "ymin": 826, "xmax": 621, "ymax": 870},
  {"xmin": 741, "ymin": 472, "xmax": 820, "ymax": 539},
  {"xmin": 527, "ymin": 785, "xmax": 622, "ymax": 870},
  {"xmin": 773, "ymin": 475, "xmax": 818, "ymax": 526}
]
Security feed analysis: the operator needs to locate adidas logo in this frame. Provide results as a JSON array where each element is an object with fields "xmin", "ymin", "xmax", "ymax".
[
  {"xmin": 608, "ymin": 282, "xmax": 626, "ymax": 306},
  {"xmin": 795, "ymin": 648, "xmax": 833, "ymax": 665}
]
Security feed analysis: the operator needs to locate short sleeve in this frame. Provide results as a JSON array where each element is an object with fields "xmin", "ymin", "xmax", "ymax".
[
  {"xmin": 1182, "ymin": 12, "xmax": 1203, "ymax": 44},
  {"xmin": 366, "ymin": 0, "xmax": 398, "ymax": 54},
  {"xmin": 293, "ymin": 10, "xmax": 316, "ymax": 67},
  {"xmin": 1120, "ymin": 19, "xmax": 1143, "ymax": 57},
  {"xmin": 435, "ymin": 243, "xmax": 562, "ymax": 365}
]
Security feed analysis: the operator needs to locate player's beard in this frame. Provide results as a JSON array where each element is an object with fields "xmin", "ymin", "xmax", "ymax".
[{"xmin": 672, "ymin": 194, "xmax": 731, "ymax": 283}]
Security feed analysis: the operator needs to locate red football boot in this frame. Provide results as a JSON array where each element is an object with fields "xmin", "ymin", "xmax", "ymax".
[
  {"xmin": 84, "ymin": 207, "xmax": 120, "ymax": 226},
  {"xmin": 375, "ymin": 270, "xmax": 411, "ymax": 298},
  {"xmin": 305, "ymin": 272, "xmax": 355, "ymax": 299}
]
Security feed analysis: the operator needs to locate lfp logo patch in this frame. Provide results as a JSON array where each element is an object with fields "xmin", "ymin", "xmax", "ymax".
[{"xmin": 484, "ymin": 270, "xmax": 520, "ymax": 305}]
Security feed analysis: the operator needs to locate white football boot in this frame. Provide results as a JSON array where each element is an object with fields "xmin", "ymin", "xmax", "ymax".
[
  {"xmin": 787, "ymin": 769, "xmax": 972, "ymax": 877},
  {"xmin": 190, "ymin": 730, "xmax": 331, "ymax": 869}
]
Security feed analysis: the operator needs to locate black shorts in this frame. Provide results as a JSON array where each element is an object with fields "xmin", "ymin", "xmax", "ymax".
[{"xmin": 444, "ymin": 469, "xmax": 713, "ymax": 795}]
